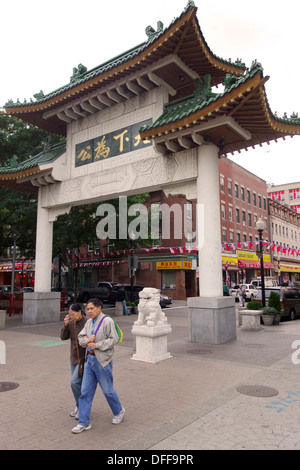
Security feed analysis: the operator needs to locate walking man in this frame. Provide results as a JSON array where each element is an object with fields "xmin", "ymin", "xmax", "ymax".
[{"xmin": 72, "ymin": 298, "xmax": 124, "ymax": 433}]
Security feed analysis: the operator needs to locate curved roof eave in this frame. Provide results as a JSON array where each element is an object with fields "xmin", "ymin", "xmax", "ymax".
[{"xmin": 4, "ymin": 3, "xmax": 246, "ymax": 120}]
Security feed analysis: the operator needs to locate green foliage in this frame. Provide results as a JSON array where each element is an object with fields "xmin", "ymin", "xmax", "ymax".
[
  {"xmin": 0, "ymin": 114, "xmax": 62, "ymax": 165},
  {"xmin": 247, "ymin": 300, "xmax": 263, "ymax": 310},
  {"xmin": 262, "ymin": 306, "xmax": 277, "ymax": 315},
  {"xmin": 268, "ymin": 291, "xmax": 282, "ymax": 313}
]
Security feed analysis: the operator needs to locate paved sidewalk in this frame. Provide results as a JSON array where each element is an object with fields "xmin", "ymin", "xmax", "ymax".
[{"xmin": 1, "ymin": 301, "xmax": 300, "ymax": 451}]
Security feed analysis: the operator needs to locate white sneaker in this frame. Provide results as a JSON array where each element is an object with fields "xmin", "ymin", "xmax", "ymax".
[
  {"xmin": 70, "ymin": 407, "xmax": 78, "ymax": 418},
  {"xmin": 72, "ymin": 423, "xmax": 92, "ymax": 434},
  {"xmin": 112, "ymin": 407, "xmax": 125, "ymax": 424}
]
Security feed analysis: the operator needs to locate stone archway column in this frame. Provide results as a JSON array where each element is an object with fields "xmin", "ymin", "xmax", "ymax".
[
  {"xmin": 22, "ymin": 188, "xmax": 60, "ymax": 324},
  {"xmin": 187, "ymin": 143, "xmax": 236, "ymax": 344}
]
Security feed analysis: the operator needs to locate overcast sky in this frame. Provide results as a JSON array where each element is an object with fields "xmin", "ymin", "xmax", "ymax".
[{"xmin": 1, "ymin": 0, "xmax": 299, "ymax": 185}]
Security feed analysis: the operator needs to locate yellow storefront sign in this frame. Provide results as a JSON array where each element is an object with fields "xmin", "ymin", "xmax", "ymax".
[
  {"xmin": 222, "ymin": 256, "xmax": 238, "ymax": 266},
  {"xmin": 237, "ymin": 251, "xmax": 270, "ymax": 263},
  {"xmin": 156, "ymin": 260, "xmax": 192, "ymax": 270}
]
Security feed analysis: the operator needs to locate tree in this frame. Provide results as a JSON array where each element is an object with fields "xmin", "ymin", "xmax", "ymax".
[{"xmin": 0, "ymin": 114, "xmax": 63, "ymax": 257}]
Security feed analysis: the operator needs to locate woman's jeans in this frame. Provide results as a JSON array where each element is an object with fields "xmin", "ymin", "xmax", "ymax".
[
  {"xmin": 70, "ymin": 363, "xmax": 83, "ymax": 407},
  {"xmin": 78, "ymin": 355, "xmax": 122, "ymax": 426}
]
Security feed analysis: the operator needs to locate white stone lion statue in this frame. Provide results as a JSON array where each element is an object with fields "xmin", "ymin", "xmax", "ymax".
[{"xmin": 135, "ymin": 288, "xmax": 168, "ymax": 327}]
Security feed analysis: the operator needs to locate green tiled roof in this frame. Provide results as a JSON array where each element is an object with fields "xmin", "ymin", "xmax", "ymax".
[
  {"xmin": 140, "ymin": 62, "xmax": 300, "ymax": 134},
  {"xmin": 0, "ymin": 142, "xmax": 66, "ymax": 174},
  {"xmin": 4, "ymin": 1, "xmax": 244, "ymax": 109}
]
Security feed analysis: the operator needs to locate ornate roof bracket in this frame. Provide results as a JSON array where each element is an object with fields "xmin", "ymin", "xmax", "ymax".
[{"xmin": 152, "ymin": 116, "xmax": 250, "ymax": 155}]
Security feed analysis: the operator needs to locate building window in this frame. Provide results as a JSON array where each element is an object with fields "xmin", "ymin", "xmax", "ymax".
[
  {"xmin": 222, "ymin": 228, "xmax": 227, "ymax": 243},
  {"xmin": 248, "ymin": 212, "xmax": 252, "ymax": 227},
  {"xmin": 247, "ymin": 189, "xmax": 251, "ymax": 204},
  {"xmin": 241, "ymin": 187, "xmax": 245, "ymax": 201},
  {"xmin": 258, "ymin": 195, "xmax": 262, "ymax": 209},
  {"xmin": 263, "ymin": 197, "xmax": 266, "ymax": 210},
  {"xmin": 221, "ymin": 203, "xmax": 226, "ymax": 220},
  {"xmin": 229, "ymin": 206, "xmax": 233, "ymax": 222},
  {"xmin": 253, "ymin": 193, "xmax": 256, "ymax": 206},
  {"xmin": 162, "ymin": 270, "xmax": 176, "ymax": 290},
  {"xmin": 237, "ymin": 232, "xmax": 241, "ymax": 243},
  {"xmin": 228, "ymin": 180, "xmax": 232, "ymax": 196},
  {"xmin": 236, "ymin": 208, "xmax": 240, "ymax": 224},
  {"xmin": 220, "ymin": 176, "xmax": 225, "ymax": 193},
  {"xmin": 242, "ymin": 210, "xmax": 246, "ymax": 225},
  {"xmin": 230, "ymin": 230, "xmax": 234, "ymax": 243},
  {"xmin": 235, "ymin": 184, "xmax": 239, "ymax": 199}
]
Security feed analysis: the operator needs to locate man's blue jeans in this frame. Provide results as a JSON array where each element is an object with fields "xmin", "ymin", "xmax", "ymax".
[
  {"xmin": 78, "ymin": 355, "xmax": 122, "ymax": 426},
  {"xmin": 70, "ymin": 363, "xmax": 82, "ymax": 407}
]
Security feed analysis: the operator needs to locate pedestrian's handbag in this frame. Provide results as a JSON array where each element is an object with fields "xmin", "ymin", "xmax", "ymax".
[{"xmin": 74, "ymin": 323, "xmax": 85, "ymax": 377}]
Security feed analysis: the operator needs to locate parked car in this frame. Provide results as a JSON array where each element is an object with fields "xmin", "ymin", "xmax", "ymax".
[
  {"xmin": 230, "ymin": 284, "xmax": 258, "ymax": 302},
  {"xmin": 281, "ymin": 287, "xmax": 300, "ymax": 320},
  {"xmin": 76, "ymin": 282, "xmax": 118, "ymax": 303},
  {"xmin": 250, "ymin": 278, "xmax": 279, "ymax": 288},
  {"xmin": 159, "ymin": 293, "xmax": 172, "ymax": 308},
  {"xmin": 52, "ymin": 287, "xmax": 75, "ymax": 308},
  {"xmin": 0, "ymin": 285, "xmax": 21, "ymax": 312},
  {"xmin": 108, "ymin": 284, "xmax": 145, "ymax": 304},
  {"xmin": 107, "ymin": 284, "xmax": 172, "ymax": 307},
  {"xmin": 20, "ymin": 287, "xmax": 34, "ymax": 292},
  {"xmin": 254, "ymin": 286, "xmax": 300, "ymax": 320}
]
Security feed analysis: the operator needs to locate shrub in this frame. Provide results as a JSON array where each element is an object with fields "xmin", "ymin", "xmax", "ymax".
[
  {"xmin": 268, "ymin": 291, "xmax": 282, "ymax": 313},
  {"xmin": 262, "ymin": 306, "xmax": 277, "ymax": 315},
  {"xmin": 247, "ymin": 300, "xmax": 263, "ymax": 310}
]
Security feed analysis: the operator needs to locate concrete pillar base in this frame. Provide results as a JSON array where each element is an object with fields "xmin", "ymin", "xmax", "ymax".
[
  {"xmin": 131, "ymin": 324, "xmax": 172, "ymax": 363},
  {"xmin": 0, "ymin": 310, "xmax": 6, "ymax": 330},
  {"xmin": 22, "ymin": 292, "xmax": 61, "ymax": 324},
  {"xmin": 188, "ymin": 296, "xmax": 236, "ymax": 344}
]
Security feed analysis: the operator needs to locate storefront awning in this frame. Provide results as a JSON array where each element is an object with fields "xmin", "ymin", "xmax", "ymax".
[
  {"xmin": 238, "ymin": 260, "xmax": 274, "ymax": 269},
  {"xmin": 280, "ymin": 263, "xmax": 300, "ymax": 273}
]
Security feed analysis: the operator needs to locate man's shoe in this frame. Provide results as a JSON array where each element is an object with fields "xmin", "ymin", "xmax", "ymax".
[
  {"xmin": 70, "ymin": 407, "xmax": 78, "ymax": 418},
  {"xmin": 72, "ymin": 423, "xmax": 92, "ymax": 433},
  {"xmin": 112, "ymin": 407, "xmax": 125, "ymax": 424}
]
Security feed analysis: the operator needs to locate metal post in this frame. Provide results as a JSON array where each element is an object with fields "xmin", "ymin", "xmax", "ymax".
[
  {"xmin": 259, "ymin": 229, "xmax": 266, "ymax": 307},
  {"xmin": 256, "ymin": 217, "xmax": 265, "ymax": 308},
  {"xmin": 130, "ymin": 238, "xmax": 134, "ymax": 302}
]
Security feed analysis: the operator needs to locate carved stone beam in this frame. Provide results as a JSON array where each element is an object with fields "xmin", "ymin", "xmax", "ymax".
[
  {"xmin": 154, "ymin": 141, "xmax": 168, "ymax": 155},
  {"xmin": 165, "ymin": 139, "xmax": 181, "ymax": 153},
  {"xmin": 178, "ymin": 134, "xmax": 193, "ymax": 149},
  {"xmin": 81, "ymin": 101, "xmax": 99, "ymax": 113},
  {"xmin": 72, "ymin": 105, "xmax": 88, "ymax": 117},
  {"xmin": 136, "ymin": 75, "xmax": 153, "ymax": 91},
  {"xmin": 126, "ymin": 80, "xmax": 143, "ymax": 95},
  {"xmin": 107, "ymin": 89, "xmax": 122, "ymax": 103},
  {"xmin": 64, "ymin": 108, "xmax": 80, "ymax": 120},
  {"xmin": 89, "ymin": 97, "xmax": 105, "ymax": 110},
  {"xmin": 57, "ymin": 112, "xmax": 74, "ymax": 123},
  {"xmin": 97, "ymin": 93, "xmax": 114, "ymax": 107}
]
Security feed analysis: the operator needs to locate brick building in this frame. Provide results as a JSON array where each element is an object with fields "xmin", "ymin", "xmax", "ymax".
[
  {"xmin": 268, "ymin": 198, "xmax": 300, "ymax": 284},
  {"xmin": 218, "ymin": 156, "xmax": 272, "ymax": 285},
  {"xmin": 267, "ymin": 182, "xmax": 300, "ymax": 214}
]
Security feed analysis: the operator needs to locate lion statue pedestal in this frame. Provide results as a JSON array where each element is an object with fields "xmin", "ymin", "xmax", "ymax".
[{"xmin": 131, "ymin": 288, "xmax": 172, "ymax": 363}]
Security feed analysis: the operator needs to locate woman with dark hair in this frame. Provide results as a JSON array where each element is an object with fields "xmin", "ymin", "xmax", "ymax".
[{"xmin": 61, "ymin": 303, "xmax": 87, "ymax": 420}]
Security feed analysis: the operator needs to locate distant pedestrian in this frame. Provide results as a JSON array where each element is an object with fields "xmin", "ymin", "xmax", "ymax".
[
  {"xmin": 60, "ymin": 303, "xmax": 87, "ymax": 420},
  {"xmin": 116, "ymin": 287, "xmax": 130, "ymax": 315},
  {"xmin": 72, "ymin": 298, "xmax": 124, "ymax": 433},
  {"xmin": 237, "ymin": 285, "xmax": 245, "ymax": 307}
]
